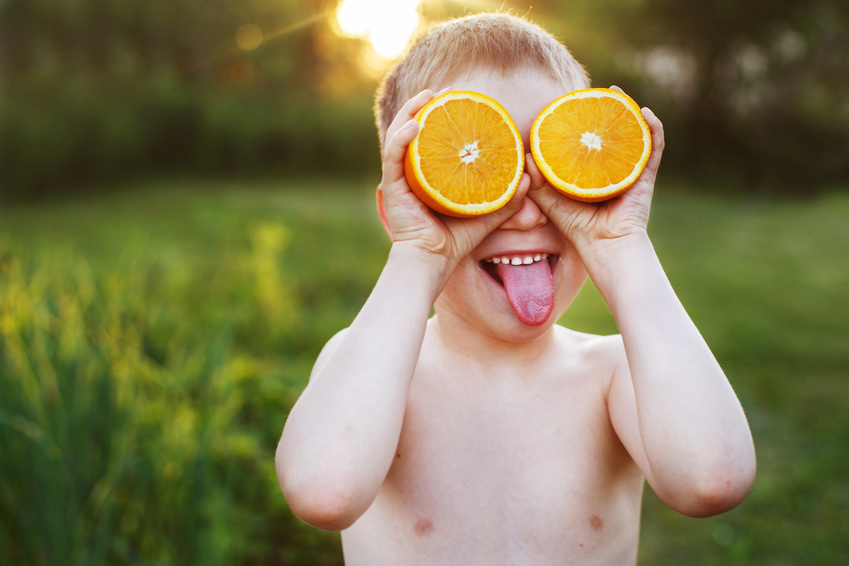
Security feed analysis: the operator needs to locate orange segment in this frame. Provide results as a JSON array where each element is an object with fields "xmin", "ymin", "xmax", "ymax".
[
  {"xmin": 404, "ymin": 91, "xmax": 524, "ymax": 217},
  {"xmin": 530, "ymin": 88, "xmax": 651, "ymax": 202}
]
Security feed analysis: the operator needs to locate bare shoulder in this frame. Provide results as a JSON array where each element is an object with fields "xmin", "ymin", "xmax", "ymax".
[
  {"xmin": 551, "ymin": 325, "xmax": 627, "ymax": 388},
  {"xmin": 553, "ymin": 324, "xmax": 625, "ymax": 358}
]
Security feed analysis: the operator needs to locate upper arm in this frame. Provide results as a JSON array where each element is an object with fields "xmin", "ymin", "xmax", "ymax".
[
  {"xmin": 602, "ymin": 334, "xmax": 756, "ymax": 517},
  {"xmin": 604, "ymin": 337, "xmax": 653, "ymax": 481}
]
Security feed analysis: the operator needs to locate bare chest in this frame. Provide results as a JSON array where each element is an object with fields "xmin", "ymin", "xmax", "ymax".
[{"xmin": 343, "ymin": 364, "xmax": 644, "ymax": 565}]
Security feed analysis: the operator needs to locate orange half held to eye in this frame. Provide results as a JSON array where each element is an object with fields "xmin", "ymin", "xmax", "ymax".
[
  {"xmin": 404, "ymin": 91, "xmax": 525, "ymax": 217},
  {"xmin": 530, "ymin": 88, "xmax": 652, "ymax": 202}
]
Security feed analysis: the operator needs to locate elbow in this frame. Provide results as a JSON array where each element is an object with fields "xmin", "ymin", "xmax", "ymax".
[
  {"xmin": 282, "ymin": 481, "xmax": 365, "ymax": 531},
  {"xmin": 275, "ymin": 447, "xmax": 368, "ymax": 531},
  {"xmin": 673, "ymin": 458, "xmax": 757, "ymax": 518},
  {"xmin": 677, "ymin": 481, "xmax": 753, "ymax": 518}
]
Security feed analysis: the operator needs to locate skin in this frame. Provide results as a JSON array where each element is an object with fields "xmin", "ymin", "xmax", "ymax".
[{"xmin": 276, "ymin": 68, "xmax": 757, "ymax": 565}]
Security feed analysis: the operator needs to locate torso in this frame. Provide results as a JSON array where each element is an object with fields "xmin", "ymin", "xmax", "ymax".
[{"xmin": 341, "ymin": 322, "xmax": 645, "ymax": 565}]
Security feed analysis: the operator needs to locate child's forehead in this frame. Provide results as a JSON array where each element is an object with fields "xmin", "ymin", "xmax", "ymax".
[
  {"xmin": 449, "ymin": 67, "xmax": 571, "ymax": 103},
  {"xmin": 439, "ymin": 66, "xmax": 579, "ymax": 100}
]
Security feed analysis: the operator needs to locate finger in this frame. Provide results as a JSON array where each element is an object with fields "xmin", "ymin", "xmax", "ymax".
[
  {"xmin": 524, "ymin": 153, "xmax": 571, "ymax": 214},
  {"xmin": 499, "ymin": 172, "xmax": 531, "ymax": 219},
  {"xmin": 480, "ymin": 173, "xmax": 531, "ymax": 226},
  {"xmin": 524, "ymin": 152, "xmax": 547, "ymax": 192},
  {"xmin": 523, "ymin": 153, "xmax": 581, "ymax": 229},
  {"xmin": 525, "ymin": 162, "xmax": 593, "ymax": 227},
  {"xmin": 383, "ymin": 89, "xmax": 433, "ymax": 152},
  {"xmin": 527, "ymin": 180, "xmax": 565, "ymax": 217},
  {"xmin": 381, "ymin": 90, "xmax": 437, "ymax": 190},
  {"xmin": 443, "ymin": 173, "xmax": 531, "ymax": 248},
  {"xmin": 516, "ymin": 171, "xmax": 531, "ymax": 200},
  {"xmin": 609, "ymin": 84, "xmax": 625, "ymax": 94},
  {"xmin": 381, "ymin": 118, "xmax": 419, "ymax": 186},
  {"xmin": 641, "ymin": 107, "xmax": 665, "ymax": 174}
]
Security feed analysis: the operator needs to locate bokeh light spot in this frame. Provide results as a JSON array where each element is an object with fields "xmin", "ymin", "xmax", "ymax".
[{"xmin": 236, "ymin": 24, "xmax": 263, "ymax": 52}]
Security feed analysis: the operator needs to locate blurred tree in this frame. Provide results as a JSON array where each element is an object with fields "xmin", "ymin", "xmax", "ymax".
[
  {"xmin": 0, "ymin": 0, "xmax": 377, "ymax": 201},
  {"xmin": 0, "ymin": 0, "xmax": 846, "ymax": 201},
  {"xmin": 546, "ymin": 0, "xmax": 849, "ymax": 191}
]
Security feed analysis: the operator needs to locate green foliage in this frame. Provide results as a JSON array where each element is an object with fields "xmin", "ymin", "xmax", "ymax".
[
  {"xmin": 3, "ymin": 0, "xmax": 847, "ymax": 201},
  {"xmin": 536, "ymin": 0, "xmax": 849, "ymax": 191},
  {"xmin": 0, "ymin": 74, "xmax": 378, "ymax": 201},
  {"xmin": 636, "ymin": 190, "xmax": 849, "ymax": 564},
  {"xmin": 1, "ymin": 180, "xmax": 848, "ymax": 563},
  {"xmin": 0, "ymin": 182, "xmax": 388, "ymax": 565},
  {"xmin": 0, "ymin": 0, "xmax": 378, "ymax": 201}
]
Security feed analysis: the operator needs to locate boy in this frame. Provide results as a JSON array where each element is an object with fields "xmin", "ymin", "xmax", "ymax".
[{"xmin": 277, "ymin": 13, "xmax": 756, "ymax": 565}]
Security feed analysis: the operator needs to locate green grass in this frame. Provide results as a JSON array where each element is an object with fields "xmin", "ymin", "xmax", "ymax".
[{"xmin": 1, "ymin": 180, "xmax": 848, "ymax": 564}]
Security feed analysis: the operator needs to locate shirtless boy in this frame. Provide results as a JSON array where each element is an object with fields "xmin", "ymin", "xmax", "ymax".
[{"xmin": 276, "ymin": 13, "xmax": 756, "ymax": 565}]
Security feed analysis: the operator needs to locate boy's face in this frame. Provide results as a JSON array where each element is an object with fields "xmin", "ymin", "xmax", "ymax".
[{"xmin": 434, "ymin": 68, "xmax": 588, "ymax": 341}]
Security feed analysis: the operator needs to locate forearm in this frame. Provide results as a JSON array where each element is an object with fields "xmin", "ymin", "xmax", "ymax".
[
  {"xmin": 277, "ymin": 243, "xmax": 446, "ymax": 528},
  {"xmin": 586, "ymin": 233, "xmax": 755, "ymax": 514}
]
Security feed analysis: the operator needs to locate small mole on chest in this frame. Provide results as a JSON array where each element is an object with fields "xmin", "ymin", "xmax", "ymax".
[{"xmin": 414, "ymin": 519, "xmax": 433, "ymax": 536}]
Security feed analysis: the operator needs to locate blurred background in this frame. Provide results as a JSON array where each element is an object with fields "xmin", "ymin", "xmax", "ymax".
[
  {"xmin": 2, "ymin": 0, "xmax": 848, "ymax": 200},
  {"xmin": 1, "ymin": 0, "xmax": 847, "ymax": 564}
]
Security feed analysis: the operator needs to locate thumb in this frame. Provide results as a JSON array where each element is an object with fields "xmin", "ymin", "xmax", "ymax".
[
  {"xmin": 478, "ymin": 172, "xmax": 531, "ymax": 230},
  {"xmin": 524, "ymin": 155, "xmax": 588, "ymax": 230},
  {"xmin": 442, "ymin": 172, "xmax": 531, "ymax": 248},
  {"xmin": 524, "ymin": 153, "xmax": 561, "ymax": 214}
]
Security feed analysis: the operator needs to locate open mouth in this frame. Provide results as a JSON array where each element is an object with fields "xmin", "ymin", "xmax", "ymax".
[
  {"xmin": 480, "ymin": 253, "xmax": 556, "ymax": 286},
  {"xmin": 479, "ymin": 253, "xmax": 557, "ymax": 327}
]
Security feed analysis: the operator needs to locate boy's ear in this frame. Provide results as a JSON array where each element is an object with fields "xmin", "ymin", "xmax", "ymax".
[{"xmin": 376, "ymin": 188, "xmax": 392, "ymax": 238}]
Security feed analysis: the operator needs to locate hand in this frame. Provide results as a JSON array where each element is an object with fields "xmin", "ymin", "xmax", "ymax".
[
  {"xmin": 527, "ymin": 87, "xmax": 665, "ymax": 258},
  {"xmin": 378, "ymin": 89, "xmax": 529, "ymax": 273}
]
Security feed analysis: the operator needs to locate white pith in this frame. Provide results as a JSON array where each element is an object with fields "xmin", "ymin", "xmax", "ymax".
[
  {"xmin": 484, "ymin": 253, "xmax": 550, "ymax": 266},
  {"xmin": 459, "ymin": 141, "xmax": 480, "ymax": 164},
  {"xmin": 580, "ymin": 131, "xmax": 603, "ymax": 151}
]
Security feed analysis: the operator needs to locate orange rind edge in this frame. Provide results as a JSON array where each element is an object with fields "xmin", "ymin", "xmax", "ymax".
[
  {"xmin": 529, "ymin": 88, "xmax": 652, "ymax": 203},
  {"xmin": 404, "ymin": 91, "xmax": 525, "ymax": 217}
]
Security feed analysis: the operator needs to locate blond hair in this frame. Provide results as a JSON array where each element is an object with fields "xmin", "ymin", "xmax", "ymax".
[{"xmin": 374, "ymin": 12, "xmax": 590, "ymax": 149}]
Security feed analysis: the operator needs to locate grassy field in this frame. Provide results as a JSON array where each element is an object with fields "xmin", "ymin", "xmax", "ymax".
[{"xmin": 1, "ymin": 180, "xmax": 848, "ymax": 565}]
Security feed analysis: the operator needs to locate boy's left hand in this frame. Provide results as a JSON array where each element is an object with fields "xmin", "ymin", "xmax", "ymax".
[{"xmin": 527, "ymin": 89, "xmax": 665, "ymax": 259}]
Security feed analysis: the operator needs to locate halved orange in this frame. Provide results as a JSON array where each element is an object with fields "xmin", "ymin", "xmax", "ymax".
[
  {"xmin": 530, "ymin": 88, "xmax": 651, "ymax": 202},
  {"xmin": 404, "ymin": 91, "xmax": 525, "ymax": 217}
]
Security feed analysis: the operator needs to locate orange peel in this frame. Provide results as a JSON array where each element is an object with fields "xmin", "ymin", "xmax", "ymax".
[{"xmin": 530, "ymin": 88, "xmax": 651, "ymax": 202}]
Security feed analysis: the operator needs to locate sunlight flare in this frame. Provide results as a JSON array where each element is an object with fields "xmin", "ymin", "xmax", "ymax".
[{"xmin": 335, "ymin": 0, "xmax": 422, "ymax": 59}]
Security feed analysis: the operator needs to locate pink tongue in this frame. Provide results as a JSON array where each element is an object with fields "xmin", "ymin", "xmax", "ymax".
[{"xmin": 495, "ymin": 260, "xmax": 554, "ymax": 326}]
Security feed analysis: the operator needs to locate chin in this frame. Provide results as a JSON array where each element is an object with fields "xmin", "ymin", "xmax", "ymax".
[
  {"xmin": 470, "ymin": 303, "xmax": 565, "ymax": 344},
  {"xmin": 435, "ymin": 251, "xmax": 583, "ymax": 343},
  {"xmin": 503, "ymin": 310, "xmax": 564, "ymax": 341}
]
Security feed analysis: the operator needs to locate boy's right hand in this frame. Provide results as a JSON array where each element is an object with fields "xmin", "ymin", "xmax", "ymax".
[{"xmin": 378, "ymin": 89, "xmax": 529, "ymax": 280}]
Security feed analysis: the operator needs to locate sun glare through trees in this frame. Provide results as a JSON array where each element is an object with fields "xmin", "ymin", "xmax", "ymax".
[{"xmin": 335, "ymin": 0, "xmax": 422, "ymax": 59}]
